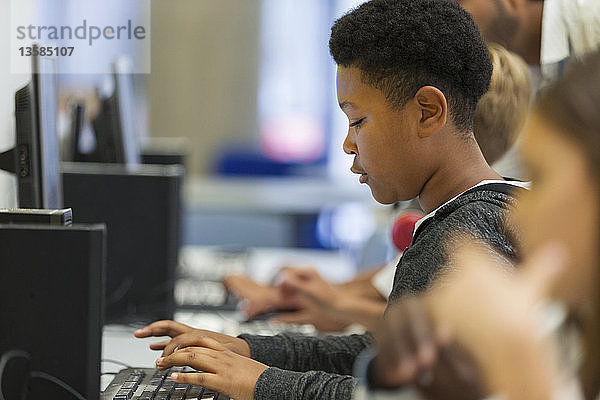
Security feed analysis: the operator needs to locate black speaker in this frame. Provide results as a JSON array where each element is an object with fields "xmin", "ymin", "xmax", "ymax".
[
  {"xmin": 62, "ymin": 162, "xmax": 183, "ymax": 323},
  {"xmin": 0, "ymin": 224, "xmax": 106, "ymax": 400}
]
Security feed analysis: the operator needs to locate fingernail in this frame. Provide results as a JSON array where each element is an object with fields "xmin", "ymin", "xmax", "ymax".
[
  {"xmin": 171, "ymin": 373, "xmax": 179, "ymax": 380},
  {"xmin": 156, "ymin": 357, "xmax": 164, "ymax": 365}
]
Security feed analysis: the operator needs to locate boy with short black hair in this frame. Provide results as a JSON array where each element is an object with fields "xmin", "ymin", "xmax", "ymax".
[{"xmin": 135, "ymin": 1, "xmax": 526, "ymax": 399}]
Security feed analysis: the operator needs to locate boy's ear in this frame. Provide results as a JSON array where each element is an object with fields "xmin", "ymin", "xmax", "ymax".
[{"xmin": 414, "ymin": 86, "xmax": 447, "ymax": 138}]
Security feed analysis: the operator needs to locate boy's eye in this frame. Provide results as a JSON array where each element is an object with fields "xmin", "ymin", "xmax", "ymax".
[{"xmin": 349, "ymin": 118, "xmax": 365, "ymax": 130}]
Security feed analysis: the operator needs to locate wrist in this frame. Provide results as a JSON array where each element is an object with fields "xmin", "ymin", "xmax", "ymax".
[{"xmin": 236, "ymin": 337, "xmax": 252, "ymax": 358}]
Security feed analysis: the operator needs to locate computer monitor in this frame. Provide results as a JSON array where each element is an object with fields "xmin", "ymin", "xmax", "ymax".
[
  {"xmin": 0, "ymin": 48, "xmax": 63, "ymax": 209},
  {"xmin": 91, "ymin": 58, "xmax": 140, "ymax": 166}
]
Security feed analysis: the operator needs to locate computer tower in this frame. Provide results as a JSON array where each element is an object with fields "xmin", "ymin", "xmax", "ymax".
[
  {"xmin": 61, "ymin": 162, "xmax": 183, "ymax": 324},
  {"xmin": 0, "ymin": 223, "xmax": 106, "ymax": 400}
]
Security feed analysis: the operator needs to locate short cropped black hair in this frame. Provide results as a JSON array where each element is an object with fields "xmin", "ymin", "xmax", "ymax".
[{"xmin": 329, "ymin": 0, "xmax": 493, "ymax": 132}]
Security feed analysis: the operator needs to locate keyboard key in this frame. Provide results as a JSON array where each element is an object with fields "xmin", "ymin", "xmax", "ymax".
[{"xmin": 186, "ymin": 386, "xmax": 204, "ymax": 399}]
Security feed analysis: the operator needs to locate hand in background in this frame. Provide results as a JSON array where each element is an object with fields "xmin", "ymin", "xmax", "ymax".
[
  {"xmin": 368, "ymin": 242, "xmax": 567, "ymax": 399},
  {"xmin": 225, "ymin": 268, "xmax": 353, "ymax": 331},
  {"xmin": 368, "ymin": 296, "xmax": 439, "ymax": 388},
  {"xmin": 134, "ymin": 320, "xmax": 251, "ymax": 358},
  {"xmin": 155, "ymin": 335, "xmax": 268, "ymax": 400},
  {"xmin": 278, "ymin": 267, "xmax": 340, "ymax": 311},
  {"xmin": 223, "ymin": 274, "xmax": 281, "ymax": 318},
  {"xmin": 276, "ymin": 267, "xmax": 385, "ymax": 331},
  {"xmin": 427, "ymin": 242, "xmax": 567, "ymax": 400},
  {"xmin": 367, "ymin": 296, "xmax": 484, "ymax": 400},
  {"xmin": 271, "ymin": 298, "xmax": 351, "ymax": 332}
]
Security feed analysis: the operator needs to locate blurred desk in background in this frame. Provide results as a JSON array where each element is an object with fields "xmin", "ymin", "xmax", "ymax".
[{"xmin": 182, "ymin": 176, "xmax": 382, "ymax": 249}]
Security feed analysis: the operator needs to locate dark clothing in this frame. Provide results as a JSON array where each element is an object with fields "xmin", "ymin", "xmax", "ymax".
[{"xmin": 240, "ymin": 183, "xmax": 523, "ymax": 400}]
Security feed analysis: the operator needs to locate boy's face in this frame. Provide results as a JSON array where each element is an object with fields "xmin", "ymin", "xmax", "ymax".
[{"xmin": 336, "ymin": 66, "xmax": 429, "ymax": 204}]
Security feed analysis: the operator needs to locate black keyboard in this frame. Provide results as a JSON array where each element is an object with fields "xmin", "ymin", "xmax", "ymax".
[{"xmin": 101, "ymin": 367, "xmax": 230, "ymax": 400}]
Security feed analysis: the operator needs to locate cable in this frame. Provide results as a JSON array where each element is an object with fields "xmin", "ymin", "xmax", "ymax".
[
  {"xmin": 1, "ymin": 349, "xmax": 87, "ymax": 400},
  {"xmin": 0, "ymin": 349, "xmax": 30, "ymax": 400},
  {"xmin": 29, "ymin": 371, "xmax": 87, "ymax": 400}
]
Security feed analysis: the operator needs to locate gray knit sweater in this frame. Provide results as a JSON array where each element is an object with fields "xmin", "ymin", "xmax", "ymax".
[{"xmin": 240, "ymin": 184, "xmax": 522, "ymax": 400}]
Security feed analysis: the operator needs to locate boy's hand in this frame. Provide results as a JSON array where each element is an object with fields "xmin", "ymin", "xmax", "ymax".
[
  {"xmin": 155, "ymin": 336, "xmax": 268, "ymax": 400},
  {"xmin": 134, "ymin": 320, "xmax": 251, "ymax": 358}
]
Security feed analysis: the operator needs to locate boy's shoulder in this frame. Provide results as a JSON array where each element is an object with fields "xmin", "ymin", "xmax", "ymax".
[
  {"xmin": 416, "ymin": 181, "xmax": 526, "ymax": 240},
  {"xmin": 389, "ymin": 182, "xmax": 524, "ymax": 300}
]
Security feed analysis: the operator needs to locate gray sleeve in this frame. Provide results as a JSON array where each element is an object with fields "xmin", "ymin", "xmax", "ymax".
[
  {"xmin": 239, "ymin": 332, "xmax": 373, "ymax": 373},
  {"xmin": 254, "ymin": 367, "xmax": 357, "ymax": 400}
]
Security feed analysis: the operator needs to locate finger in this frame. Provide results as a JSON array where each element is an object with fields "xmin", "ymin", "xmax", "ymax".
[
  {"xmin": 290, "ymin": 267, "xmax": 319, "ymax": 280},
  {"xmin": 406, "ymin": 299, "xmax": 437, "ymax": 368},
  {"xmin": 134, "ymin": 320, "xmax": 189, "ymax": 338},
  {"xmin": 162, "ymin": 334, "xmax": 187, "ymax": 357},
  {"xmin": 149, "ymin": 340, "xmax": 171, "ymax": 351},
  {"xmin": 170, "ymin": 371, "xmax": 220, "ymax": 389},
  {"xmin": 222, "ymin": 274, "xmax": 244, "ymax": 291},
  {"xmin": 191, "ymin": 335, "xmax": 227, "ymax": 351},
  {"xmin": 280, "ymin": 273, "xmax": 322, "ymax": 298},
  {"xmin": 377, "ymin": 305, "xmax": 419, "ymax": 382},
  {"xmin": 244, "ymin": 302, "xmax": 276, "ymax": 319},
  {"xmin": 167, "ymin": 334, "xmax": 227, "ymax": 357},
  {"xmin": 271, "ymin": 311, "xmax": 312, "ymax": 325},
  {"xmin": 161, "ymin": 332, "xmax": 215, "ymax": 357},
  {"xmin": 278, "ymin": 266, "xmax": 305, "ymax": 274},
  {"xmin": 158, "ymin": 347, "xmax": 220, "ymax": 372},
  {"xmin": 519, "ymin": 242, "xmax": 567, "ymax": 299}
]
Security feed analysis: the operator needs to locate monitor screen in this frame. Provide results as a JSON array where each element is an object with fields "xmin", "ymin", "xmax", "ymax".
[
  {"xmin": 13, "ymin": 50, "xmax": 63, "ymax": 209},
  {"xmin": 38, "ymin": 57, "xmax": 63, "ymax": 208},
  {"xmin": 114, "ymin": 58, "xmax": 140, "ymax": 166},
  {"xmin": 91, "ymin": 58, "xmax": 140, "ymax": 167}
]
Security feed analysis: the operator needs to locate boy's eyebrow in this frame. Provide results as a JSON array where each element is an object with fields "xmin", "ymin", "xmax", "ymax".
[{"xmin": 339, "ymin": 101, "xmax": 354, "ymax": 111}]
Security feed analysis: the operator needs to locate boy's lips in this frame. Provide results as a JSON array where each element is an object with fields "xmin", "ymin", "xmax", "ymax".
[{"xmin": 351, "ymin": 167, "xmax": 368, "ymax": 183}]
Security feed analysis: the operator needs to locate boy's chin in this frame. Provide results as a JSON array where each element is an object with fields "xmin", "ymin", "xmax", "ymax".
[
  {"xmin": 371, "ymin": 186, "xmax": 415, "ymax": 205},
  {"xmin": 370, "ymin": 189, "xmax": 399, "ymax": 205}
]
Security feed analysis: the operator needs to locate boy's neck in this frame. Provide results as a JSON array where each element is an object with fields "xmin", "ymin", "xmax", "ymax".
[{"xmin": 417, "ymin": 139, "xmax": 503, "ymax": 214}]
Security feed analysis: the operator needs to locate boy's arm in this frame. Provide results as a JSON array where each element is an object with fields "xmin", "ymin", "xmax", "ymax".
[
  {"xmin": 156, "ymin": 334, "xmax": 363, "ymax": 400},
  {"xmin": 254, "ymin": 367, "xmax": 357, "ymax": 400},
  {"xmin": 239, "ymin": 332, "xmax": 373, "ymax": 374}
]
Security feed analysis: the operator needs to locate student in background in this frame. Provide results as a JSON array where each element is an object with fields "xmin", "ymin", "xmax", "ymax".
[
  {"xmin": 457, "ymin": 0, "xmax": 600, "ymax": 85},
  {"xmin": 223, "ymin": 42, "xmax": 531, "ymax": 333},
  {"xmin": 474, "ymin": 43, "xmax": 530, "ymax": 167},
  {"xmin": 362, "ymin": 51, "xmax": 600, "ymax": 400},
  {"xmin": 134, "ymin": 1, "xmax": 525, "ymax": 398}
]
